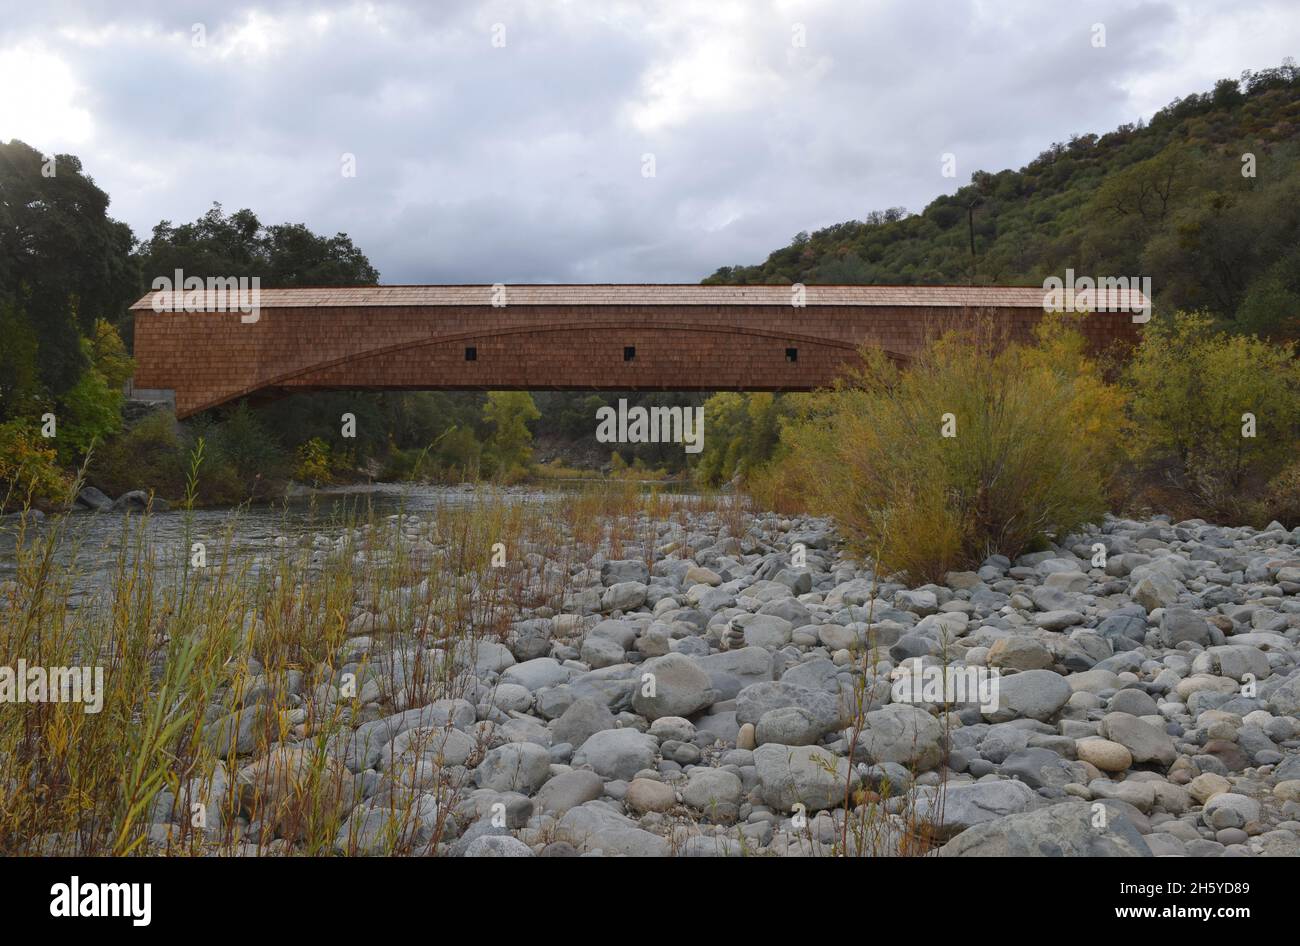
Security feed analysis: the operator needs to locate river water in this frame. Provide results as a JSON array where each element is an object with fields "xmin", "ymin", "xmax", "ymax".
[
  {"xmin": 0, "ymin": 481, "xmax": 694, "ymax": 602},
  {"xmin": 0, "ymin": 484, "xmax": 549, "ymax": 601}
]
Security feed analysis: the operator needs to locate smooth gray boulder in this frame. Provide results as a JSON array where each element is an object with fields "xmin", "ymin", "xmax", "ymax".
[
  {"xmin": 693, "ymin": 647, "xmax": 774, "ymax": 700},
  {"xmin": 75, "ymin": 486, "xmax": 114, "ymax": 511},
  {"xmin": 1100, "ymin": 712, "xmax": 1177, "ymax": 767},
  {"xmin": 475, "ymin": 742, "xmax": 553, "ymax": 794},
  {"xmin": 680, "ymin": 768, "xmax": 744, "ymax": 821},
  {"xmin": 551, "ymin": 698, "xmax": 616, "ymax": 748},
  {"xmin": 940, "ymin": 801, "xmax": 1153, "ymax": 856},
  {"xmin": 533, "ymin": 769, "xmax": 605, "ymax": 815},
  {"xmin": 753, "ymin": 743, "xmax": 860, "ymax": 813},
  {"xmin": 859, "ymin": 703, "xmax": 945, "ymax": 771},
  {"xmin": 631, "ymin": 653, "xmax": 714, "ymax": 720},
  {"xmin": 554, "ymin": 802, "xmax": 668, "ymax": 856},
  {"xmin": 912, "ymin": 779, "xmax": 1036, "ymax": 839},
  {"xmin": 735, "ymin": 680, "xmax": 843, "ymax": 732},
  {"xmin": 573, "ymin": 728, "xmax": 658, "ymax": 780},
  {"xmin": 755, "ymin": 706, "xmax": 824, "ymax": 747},
  {"xmin": 1161, "ymin": 609, "xmax": 1212, "ymax": 647},
  {"xmin": 464, "ymin": 835, "xmax": 534, "ymax": 857},
  {"xmin": 984, "ymin": 669, "xmax": 1071, "ymax": 722}
]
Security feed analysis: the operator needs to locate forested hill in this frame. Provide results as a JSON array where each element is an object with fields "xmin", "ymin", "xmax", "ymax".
[{"xmin": 703, "ymin": 61, "xmax": 1300, "ymax": 339}]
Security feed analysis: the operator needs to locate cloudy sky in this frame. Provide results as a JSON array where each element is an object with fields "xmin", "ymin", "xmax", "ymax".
[{"xmin": 2, "ymin": 0, "xmax": 1297, "ymax": 283}]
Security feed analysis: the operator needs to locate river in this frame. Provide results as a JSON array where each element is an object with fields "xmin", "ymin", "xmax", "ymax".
[
  {"xmin": 0, "ymin": 484, "xmax": 534, "ymax": 603},
  {"xmin": 0, "ymin": 480, "xmax": 695, "ymax": 604}
]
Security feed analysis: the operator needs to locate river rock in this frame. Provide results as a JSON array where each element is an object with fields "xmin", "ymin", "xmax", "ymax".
[
  {"xmin": 475, "ymin": 742, "xmax": 552, "ymax": 794},
  {"xmin": 754, "ymin": 743, "xmax": 861, "ymax": 813},
  {"xmin": 940, "ymin": 801, "xmax": 1153, "ymax": 856},
  {"xmin": 573, "ymin": 728, "xmax": 658, "ymax": 780},
  {"xmin": 631, "ymin": 653, "xmax": 714, "ymax": 720},
  {"xmin": 984, "ymin": 669, "xmax": 1071, "ymax": 722}
]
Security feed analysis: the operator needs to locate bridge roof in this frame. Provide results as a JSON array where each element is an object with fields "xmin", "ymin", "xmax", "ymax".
[{"xmin": 131, "ymin": 283, "xmax": 1149, "ymax": 311}]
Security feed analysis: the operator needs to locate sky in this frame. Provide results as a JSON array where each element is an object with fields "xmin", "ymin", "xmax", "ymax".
[{"xmin": 1, "ymin": 0, "xmax": 1297, "ymax": 283}]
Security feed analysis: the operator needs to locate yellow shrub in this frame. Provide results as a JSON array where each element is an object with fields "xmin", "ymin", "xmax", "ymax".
[
  {"xmin": 295, "ymin": 438, "xmax": 333, "ymax": 485},
  {"xmin": 756, "ymin": 318, "xmax": 1127, "ymax": 582},
  {"xmin": 0, "ymin": 420, "xmax": 70, "ymax": 510}
]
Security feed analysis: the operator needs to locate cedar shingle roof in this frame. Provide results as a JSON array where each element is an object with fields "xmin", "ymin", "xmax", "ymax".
[{"xmin": 131, "ymin": 284, "xmax": 1150, "ymax": 312}]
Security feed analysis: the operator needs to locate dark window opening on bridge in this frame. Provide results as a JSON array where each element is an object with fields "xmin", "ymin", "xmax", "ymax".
[
  {"xmin": 624, "ymin": 346, "xmax": 636, "ymax": 362},
  {"xmin": 786, "ymin": 347, "xmax": 798, "ymax": 362},
  {"xmin": 465, "ymin": 346, "xmax": 477, "ymax": 361}
]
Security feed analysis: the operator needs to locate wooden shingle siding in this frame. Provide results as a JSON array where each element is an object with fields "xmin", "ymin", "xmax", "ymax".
[{"xmin": 129, "ymin": 286, "xmax": 1145, "ymax": 418}]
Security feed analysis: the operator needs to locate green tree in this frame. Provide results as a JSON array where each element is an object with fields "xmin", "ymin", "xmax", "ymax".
[
  {"xmin": 1125, "ymin": 311, "xmax": 1300, "ymax": 503},
  {"xmin": 57, "ymin": 357, "xmax": 121, "ymax": 463},
  {"xmin": 0, "ymin": 139, "xmax": 138, "ymax": 399},
  {"xmin": 482, "ymin": 392, "xmax": 540, "ymax": 479},
  {"xmin": 0, "ymin": 299, "xmax": 41, "ymax": 417},
  {"xmin": 135, "ymin": 203, "xmax": 378, "ymax": 290}
]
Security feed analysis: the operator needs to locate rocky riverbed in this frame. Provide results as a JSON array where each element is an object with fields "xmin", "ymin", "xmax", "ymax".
[{"xmin": 154, "ymin": 505, "xmax": 1300, "ymax": 857}]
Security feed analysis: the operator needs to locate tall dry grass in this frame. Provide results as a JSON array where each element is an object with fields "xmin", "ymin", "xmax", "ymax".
[{"xmin": 0, "ymin": 465, "xmax": 727, "ymax": 855}]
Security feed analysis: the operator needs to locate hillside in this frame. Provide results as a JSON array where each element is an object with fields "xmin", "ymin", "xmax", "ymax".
[{"xmin": 704, "ymin": 61, "xmax": 1300, "ymax": 339}]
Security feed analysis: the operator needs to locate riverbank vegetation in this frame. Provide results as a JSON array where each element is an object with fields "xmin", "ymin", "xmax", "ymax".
[
  {"xmin": 0, "ymin": 481, "xmax": 747, "ymax": 855},
  {"xmin": 712, "ymin": 310, "xmax": 1300, "ymax": 582}
]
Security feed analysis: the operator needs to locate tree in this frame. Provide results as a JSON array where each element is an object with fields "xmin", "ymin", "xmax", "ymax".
[
  {"xmin": 134, "ymin": 202, "xmax": 379, "ymax": 291},
  {"xmin": 0, "ymin": 299, "xmax": 41, "ymax": 417},
  {"xmin": 481, "ymin": 392, "xmax": 540, "ymax": 479},
  {"xmin": 0, "ymin": 139, "xmax": 139, "ymax": 399},
  {"xmin": 1125, "ymin": 311, "xmax": 1300, "ymax": 502}
]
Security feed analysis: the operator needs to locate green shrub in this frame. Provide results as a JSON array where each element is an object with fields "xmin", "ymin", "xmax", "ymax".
[
  {"xmin": 695, "ymin": 392, "xmax": 795, "ymax": 487},
  {"xmin": 1254, "ymin": 460, "xmax": 1300, "ymax": 528},
  {"xmin": 56, "ymin": 364, "xmax": 122, "ymax": 464},
  {"xmin": 207, "ymin": 403, "xmax": 289, "ymax": 484},
  {"xmin": 434, "ymin": 427, "xmax": 481, "ymax": 479},
  {"xmin": 294, "ymin": 437, "xmax": 334, "ymax": 485},
  {"xmin": 88, "ymin": 411, "xmax": 188, "ymax": 500},
  {"xmin": 1125, "ymin": 311, "xmax": 1300, "ymax": 515}
]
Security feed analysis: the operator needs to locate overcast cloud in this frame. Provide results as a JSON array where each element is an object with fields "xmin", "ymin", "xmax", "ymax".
[{"xmin": 2, "ymin": 0, "xmax": 1297, "ymax": 282}]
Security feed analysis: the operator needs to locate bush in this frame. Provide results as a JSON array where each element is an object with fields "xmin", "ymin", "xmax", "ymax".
[
  {"xmin": 434, "ymin": 426, "xmax": 481, "ymax": 479},
  {"xmin": 88, "ymin": 411, "xmax": 188, "ymax": 500},
  {"xmin": 481, "ymin": 392, "xmax": 539, "ymax": 481},
  {"xmin": 56, "ymin": 363, "xmax": 122, "ymax": 464},
  {"xmin": 759, "ymin": 317, "xmax": 1128, "ymax": 582},
  {"xmin": 385, "ymin": 427, "xmax": 483, "ymax": 481},
  {"xmin": 295, "ymin": 437, "xmax": 334, "ymax": 485},
  {"xmin": 1125, "ymin": 311, "xmax": 1300, "ymax": 516},
  {"xmin": 1255, "ymin": 460, "xmax": 1300, "ymax": 528},
  {"xmin": 0, "ymin": 420, "xmax": 69, "ymax": 510},
  {"xmin": 694, "ymin": 392, "xmax": 795, "ymax": 487}
]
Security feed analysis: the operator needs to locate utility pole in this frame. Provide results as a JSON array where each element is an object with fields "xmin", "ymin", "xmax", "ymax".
[{"xmin": 967, "ymin": 198, "xmax": 982, "ymax": 284}]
